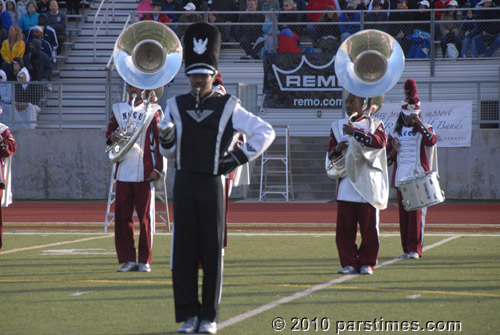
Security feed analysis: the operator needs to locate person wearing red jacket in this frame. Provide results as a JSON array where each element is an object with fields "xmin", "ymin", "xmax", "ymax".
[
  {"xmin": 306, "ymin": 0, "xmax": 338, "ymax": 22},
  {"xmin": 432, "ymin": 0, "xmax": 450, "ymax": 19},
  {"xmin": 387, "ymin": 79, "xmax": 438, "ymax": 260},
  {"xmin": 0, "ymin": 121, "xmax": 16, "ymax": 251},
  {"xmin": 141, "ymin": 0, "xmax": 171, "ymax": 24},
  {"xmin": 105, "ymin": 83, "xmax": 164, "ymax": 273},
  {"xmin": 278, "ymin": 28, "xmax": 302, "ymax": 53}
]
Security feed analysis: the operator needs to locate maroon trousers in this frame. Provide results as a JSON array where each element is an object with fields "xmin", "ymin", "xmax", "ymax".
[
  {"xmin": 397, "ymin": 190, "xmax": 425, "ymax": 257},
  {"xmin": 114, "ymin": 181, "xmax": 153, "ymax": 264},
  {"xmin": 0, "ymin": 189, "xmax": 3, "ymax": 250},
  {"xmin": 336, "ymin": 201, "xmax": 380, "ymax": 270}
]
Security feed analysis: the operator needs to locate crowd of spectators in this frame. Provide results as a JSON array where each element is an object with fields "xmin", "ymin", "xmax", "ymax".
[
  {"xmin": 0, "ymin": 0, "xmax": 73, "ymax": 127},
  {"xmin": 136, "ymin": 0, "xmax": 500, "ymax": 59}
]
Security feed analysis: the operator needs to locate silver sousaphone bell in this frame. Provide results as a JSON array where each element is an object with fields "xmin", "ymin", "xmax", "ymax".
[
  {"xmin": 106, "ymin": 21, "xmax": 183, "ymax": 163},
  {"xmin": 326, "ymin": 29, "xmax": 405, "ymax": 179}
]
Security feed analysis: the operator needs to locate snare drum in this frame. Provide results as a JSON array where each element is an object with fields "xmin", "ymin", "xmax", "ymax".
[{"xmin": 397, "ymin": 171, "xmax": 445, "ymax": 211}]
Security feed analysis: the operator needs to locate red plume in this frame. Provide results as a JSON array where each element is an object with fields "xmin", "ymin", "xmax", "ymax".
[
  {"xmin": 403, "ymin": 78, "xmax": 419, "ymax": 105},
  {"xmin": 213, "ymin": 71, "xmax": 223, "ymax": 86}
]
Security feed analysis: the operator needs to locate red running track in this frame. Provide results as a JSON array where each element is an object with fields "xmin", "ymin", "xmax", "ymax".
[{"xmin": 3, "ymin": 202, "xmax": 499, "ymax": 226}]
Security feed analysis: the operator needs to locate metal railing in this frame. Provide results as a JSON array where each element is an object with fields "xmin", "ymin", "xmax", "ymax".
[{"xmin": 0, "ymin": 78, "xmax": 496, "ymax": 130}]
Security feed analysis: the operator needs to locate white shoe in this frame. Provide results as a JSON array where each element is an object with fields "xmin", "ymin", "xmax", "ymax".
[
  {"xmin": 398, "ymin": 253, "xmax": 409, "ymax": 259},
  {"xmin": 178, "ymin": 316, "xmax": 199, "ymax": 334},
  {"xmin": 199, "ymin": 320, "xmax": 217, "ymax": 334},
  {"xmin": 408, "ymin": 251, "xmax": 420, "ymax": 259},
  {"xmin": 138, "ymin": 263, "xmax": 151, "ymax": 272},
  {"xmin": 117, "ymin": 261, "xmax": 137, "ymax": 272},
  {"xmin": 360, "ymin": 265, "xmax": 373, "ymax": 275},
  {"xmin": 338, "ymin": 265, "xmax": 357, "ymax": 275}
]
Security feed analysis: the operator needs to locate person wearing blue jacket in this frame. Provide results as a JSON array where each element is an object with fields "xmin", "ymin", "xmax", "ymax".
[
  {"xmin": 0, "ymin": 1, "xmax": 12, "ymax": 31},
  {"xmin": 18, "ymin": 0, "xmax": 39, "ymax": 36},
  {"xmin": 339, "ymin": 4, "xmax": 361, "ymax": 43}
]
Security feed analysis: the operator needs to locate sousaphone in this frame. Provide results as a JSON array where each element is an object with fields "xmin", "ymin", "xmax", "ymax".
[
  {"xmin": 106, "ymin": 21, "xmax": 183, "ymax": 163},
  {"xmin": 326, "ymin": 29, "xmax": 405, "ymax": 179}
]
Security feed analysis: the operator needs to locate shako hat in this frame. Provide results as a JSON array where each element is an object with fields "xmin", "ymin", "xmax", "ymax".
[
  {"xmin": 184, "ymin": 21, "xmax": 221, "ymax": 76},
  {"xmin": 401, "ymin": 78, "xmax": 421, "ymax": 115}
]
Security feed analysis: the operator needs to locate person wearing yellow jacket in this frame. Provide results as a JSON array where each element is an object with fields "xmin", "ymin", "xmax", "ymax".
[{"xmin": 1, "ymin": 25, "xmax": 26, "ymax": 80}]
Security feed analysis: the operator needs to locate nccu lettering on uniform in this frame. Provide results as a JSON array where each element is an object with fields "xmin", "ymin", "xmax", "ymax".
[{"xmin": 158, "ymin": 22, "xmax": 275, "ymax": 334}]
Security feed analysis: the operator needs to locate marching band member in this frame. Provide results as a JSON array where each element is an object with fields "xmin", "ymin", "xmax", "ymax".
[
  {"xmin": 387, "ymin": 78, "xmax": 438, "ymax": 260},
  {"xmin": 328, "ymin": 92, "xmax": 389, "ymax": 275},
  {"xmin": 159, "ymin": 22, "xmax": 275, "ymax": 334},
  {"xmin": 0, "ymin": 120, "xmax": 16, "ymax": 251},
  {"xmin": 105, "ymin": 83, "xmax": 163, "ymax": 273}
]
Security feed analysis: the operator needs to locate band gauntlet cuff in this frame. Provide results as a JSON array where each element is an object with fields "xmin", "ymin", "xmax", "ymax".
[{"xmin": 353, "ymin": 130, "xmax": 372, "ymax": 145}]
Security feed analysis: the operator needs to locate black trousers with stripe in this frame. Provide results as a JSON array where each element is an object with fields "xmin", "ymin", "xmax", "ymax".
[{"xmin": 172, "ymin": 170, "xmax": 224, "ymax": 323}]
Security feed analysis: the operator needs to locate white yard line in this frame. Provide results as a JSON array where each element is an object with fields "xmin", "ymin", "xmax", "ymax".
[
  {"xmin": 0, "ymin": 235, "xmax": 113, "ymax": 255},
  {"xmin": 218, "ymin": 235, "xmax": 461, "ymax": 331}
]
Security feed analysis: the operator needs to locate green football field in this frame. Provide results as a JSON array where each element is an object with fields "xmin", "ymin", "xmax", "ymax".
[{"xmin": 1, "ymin": 231, "xmax": 499, "ymax": 335}]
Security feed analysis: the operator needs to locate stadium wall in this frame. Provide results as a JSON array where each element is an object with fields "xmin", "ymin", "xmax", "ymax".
[{"xmin": 9, "ymin": 128, "xmax": 500, "ymax": 201}]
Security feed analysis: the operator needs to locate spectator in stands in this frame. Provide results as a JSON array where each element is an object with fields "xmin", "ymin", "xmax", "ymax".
[
  {"xmin": 278, "ymin": 27, "xmax": 302, "ymax": 53},
  {"xmin": 189, "ymin": 0, "xmax": 209, "ymax": 11},
  {"xmin": 307, "ymin": 4, "xmax": 339, "ymax": 45},
  {"xmin": 250, "ymin": 10, "xmax": 278, "ymax": 57},
  {"xmin": 353, "ymin": 0, "xmax": 369, "ymax": 9},
  {"xmin": 5, "ymin": 0, "xmax": 17, "ymax": 26},
  {"xmin": 234, "ymin": 0, "xmax": 265, "ymax": 59},
  {"xmin": 388, "ymin": 0, "xmax": 414, "ymax": 56},
  {"xmin": 14, "ymin": 58, "xmax": 41, "ymax": 129},
  {"xmin": 13, "ymin": 57, "xmax": 30, "ymax": 104},
  {"xmin": 366, "ymin": 0, "xmax": 390, "ymax": 20},
  {"xmin": 365, "ymin": 0, "xmax": 389, "ymax": 31},
  {"xmin": 16, "ymin": 0, "xmax": 29, "ymax": 20},
  {"xmin": 338, "ymin": 2, "xmax": 361, "ymax": 43},
  {"xmin": 414, "ymin": 0, "xmax": 431, "ymax": 25},
  {"xmin": 433, "ymin": 0, "xmax": 450, "ymax": 19},
  {"xmin": 162, "ymin": 0, "xmax": 183, "ymax": 22},
  {"xmin": 314, "ymin": 6, "xmax": 340, "ymax": 51},
  {"xmin": 46, "ymin": 0, "xmax": 66, "ymax": 55},
  {"xmin": 1, "ymin": 25, "xmax": 25, "ymax": 80},
  {"xmin": 66, "ymin": 0, "xmax": 79, "ymax": 15},
  {"xmin": 136, "ymin": 0, "xmax": 151, "ymax": 21},
  {"xmin": 258, "ymin": 0, "xmax": 280, "ymax": 12},
  {"xmin": 459, "ymin": 9, "xmax": 477, "ymax": 57},
  {"xmin": 439, "ymin": 0, "xmax": 462, "ymax": 57},
  {"xmin": 29, "ymin": 14, "xmax": 57, "ymax": 58},
  {"xmin": 28, "ymin": 25, "xmax": 53, "ymax": 60},
  {"xmin": 24, "ymin": 38, "xmax": 51, "ymax": 82},
  {"xmin": 211, "ymin": 0, "xmax": 239, "ymax": 42},
  {"xmin": 470, "ymin": 0, "xmax": 500, "ymax": 57},
  {"xmin": 141, "ymin": 0, "xmax": 171, "ymax": 23},
  {"xmin": 176, "ymin": 2, "xmax": 203, "ymax": 40},
  {"xmin": 405, "ymin": 0, "xmax": 432, "ymax": 58},
  {"xmin": 36, "ymin": 0, "xmax": 49, "ymax": 14},
  {"xmin": 278, "ymin": 0, "xmax": 302, "ymax": 35},
  {"xmin": 18, "ymin": 1, "xmax": 39, "ymax": 36},
  {"xmin": 0, "ymin": 1, "xmax": 12, "ymax": 31},
  {"xmin": 306, "ymin": 0, "xmax": 338, "ymax": 23}
]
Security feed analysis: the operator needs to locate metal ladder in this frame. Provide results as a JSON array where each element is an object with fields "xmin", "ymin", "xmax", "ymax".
[
  {"xmin": 104, "ymin": 160, "xmax": 171, "ymax": 232},
  {"xmin": 259, "ymin": 125, "xmax": 294, "ymax": 202}
]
